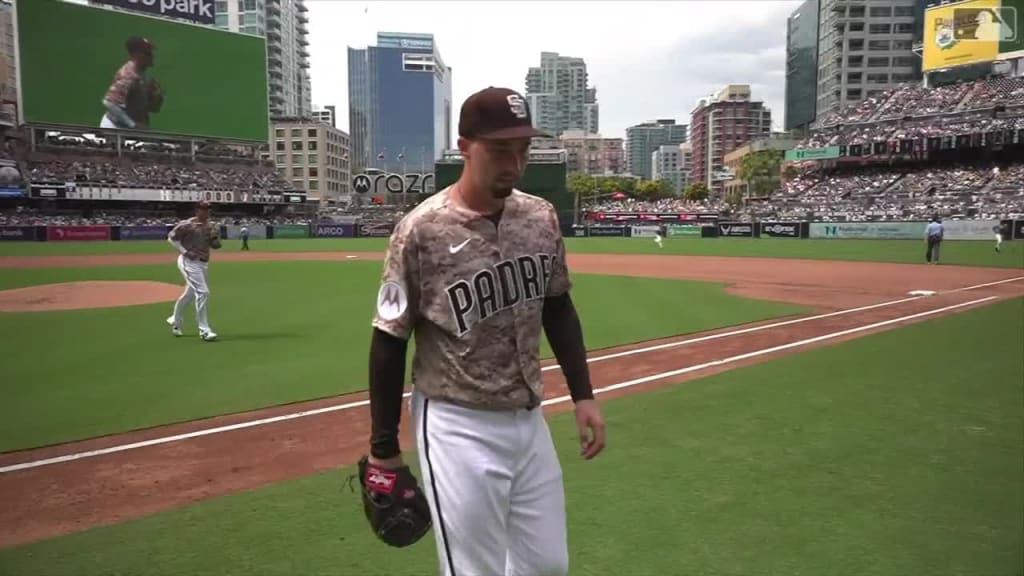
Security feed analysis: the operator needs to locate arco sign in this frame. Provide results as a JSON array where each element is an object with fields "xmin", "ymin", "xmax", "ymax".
[{"xmin": 351, "ymin": 172, "xmax": 435, "ymax": 195}]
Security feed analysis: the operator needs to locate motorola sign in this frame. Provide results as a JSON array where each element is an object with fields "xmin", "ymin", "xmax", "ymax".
[{"xmin": 351, "ymin": 172, "xmax": 434, "ymax": 195}]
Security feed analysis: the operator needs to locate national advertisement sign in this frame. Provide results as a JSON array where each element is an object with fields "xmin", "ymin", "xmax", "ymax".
[
  {"xmin": 0, "ymin": 226, "xmax": 37, "ymax": 241},
  {"xmin": 119, "ymin": 225, "xmax": 171, "ymax": 240},
  {"xmin": 358, "ymin": 222, "xmax": 396, "ymax": 238},
  {"xmin": 759, "ymin": 222, "xmax": 802, "ymax": 238},
  {"xmin": 315, "ymin": 223, "xmax": 356, "ymax": 238},
  {"xmin": 271, "ymin": 224, "xmax": 310, "ymax": 239},
  {"xmin": 666, "ymin": 224, "xmax": 701, "ymax": 237},
  {"xmin": 942, "ymin": 219, "xmax": 1000, "ymax": 240},
  {"xmin": 718, "ymin": 222, "xmax": 755, "ymax": 237},
  {"xmin": 630, "ymin": 225, "xmax": 661, "ymax": 238},
  {"xmin": 587, "ymin": 226, "xmax": 627, "ymax": 238},
  {"xmin": 0, "ymin": 186, "xmax": 25, "ymax": 198},
  {"xmin": 809, "ymin": 222, "xmax": 926, "ymax": 239},
  {"xmin": 567, "ymin": 225, "xmax": 589, "ymax": 238},
  {"xmin": 46, "ymin": 225, "xmax": 112, "ymax": 242}
]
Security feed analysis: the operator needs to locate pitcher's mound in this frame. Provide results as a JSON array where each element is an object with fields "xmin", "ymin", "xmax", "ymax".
[{"xmin": 0, "ymin": 281, "xmax": 182, "ymax": 312}]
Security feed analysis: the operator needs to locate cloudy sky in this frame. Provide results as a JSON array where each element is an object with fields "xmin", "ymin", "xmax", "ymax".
[{"xmin": 307, "ymin": 0, "xmax": 802, "ymax": 139}]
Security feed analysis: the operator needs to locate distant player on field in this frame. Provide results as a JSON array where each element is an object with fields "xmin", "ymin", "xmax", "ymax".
[
  {"xmin": 993, "ymin": 223, "xmax": 1004, "ymax": 253},
  {"xmin": 100, "ymin": 36, "xmax": 163, "ymax": 130},
  {"xmin": 653, "ymin": 230, "xmax": 664, "ymax": 248}
]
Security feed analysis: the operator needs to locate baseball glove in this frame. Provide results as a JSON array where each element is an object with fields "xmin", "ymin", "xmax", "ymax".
[{"xmin": 356, "ymin": 455, "xmax": 432, "ymax": 547}]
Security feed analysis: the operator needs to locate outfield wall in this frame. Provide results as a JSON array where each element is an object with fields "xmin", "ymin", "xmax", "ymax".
[
  {"xmin": 0, "ymin": 219, "xmax": 1019, "ymax": 242},
  {"xmin": 570, "ymin": 219, "xmax": 1019, "ymax": 241}
]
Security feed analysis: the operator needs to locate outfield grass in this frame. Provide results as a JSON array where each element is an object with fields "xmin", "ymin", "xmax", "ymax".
[
  {"xmin": 0, "ymin": 262, "xmax": 805, "ymax": 451},
  {"xmin": 1, "ymin": 298, "xmax": 1018, "ymax": 574},
  {"xmin": 0, "ymin": 236, "xmax": 1021, "ymax": 268}
]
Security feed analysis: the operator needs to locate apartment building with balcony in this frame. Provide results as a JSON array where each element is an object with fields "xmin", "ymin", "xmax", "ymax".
[
  {"xmin": 214, "ymin": 0, "xmax": 311, "ymax": 118},
  {"xmin": 689, "ymin": 85, "xmax": 772, "ymax": 195}
]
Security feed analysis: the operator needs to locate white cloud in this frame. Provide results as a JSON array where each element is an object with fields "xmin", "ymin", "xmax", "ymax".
[{"xmin": 307, "ymin": 0, "xmax": 801, "ymax": 139}]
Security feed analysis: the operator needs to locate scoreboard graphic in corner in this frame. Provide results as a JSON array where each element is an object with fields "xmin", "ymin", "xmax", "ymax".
[{"xmin": 923, "ymin": 0, "xmax": 1022, "ymax": 72}]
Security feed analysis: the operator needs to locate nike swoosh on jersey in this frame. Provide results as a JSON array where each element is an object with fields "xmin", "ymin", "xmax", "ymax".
[{"xmin": 449, "ymin": 238, "xmax": 472, "ymax": 254}]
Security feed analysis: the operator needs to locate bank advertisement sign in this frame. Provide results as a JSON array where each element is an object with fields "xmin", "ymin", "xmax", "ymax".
[{"xmin": 810, "ymin": 222, "xmax": 927, "ymax": 239}]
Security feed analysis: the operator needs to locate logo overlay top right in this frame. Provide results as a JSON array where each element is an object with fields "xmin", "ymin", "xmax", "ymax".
[{"xmin": 938, "ymin": 5, "xmax": 1018, "ymax": 49}]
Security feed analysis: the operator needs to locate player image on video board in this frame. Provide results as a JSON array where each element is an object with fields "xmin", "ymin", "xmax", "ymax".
[{"xmin": 100, "ymin": 36, "xmax": 164, "ymax": 130}]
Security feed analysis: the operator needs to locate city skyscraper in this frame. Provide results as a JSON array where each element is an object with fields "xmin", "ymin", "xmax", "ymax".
[
  {"xmin": 625, "ymin": 119, "xmax": 688, "ymax": 179},
  {"xmin": 348, "ymin": 32, "xmax": 453, "ymax": 174},
  {"xmin": 785, "ymin": 0, "xmax": 819, "ymax": 133},
  {"xmin": 689, "ymin": 85, "xmax": 772, "ymax": 195},
  {"xmin": 525, "ymin": 51, "xmax": 599, "ymax": 138},
  {"xmin": 213, "ymin": 0, "xmax": 312, "ymax": 118},
  {"xmin": 813, "ymin": 0, "xmax": 922, "ymax": 122}
]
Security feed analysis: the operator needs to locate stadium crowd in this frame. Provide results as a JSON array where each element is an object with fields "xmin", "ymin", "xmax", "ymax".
[{"xmin": 0, "ymin": 207, "xmax": 311, "ymax": 227}]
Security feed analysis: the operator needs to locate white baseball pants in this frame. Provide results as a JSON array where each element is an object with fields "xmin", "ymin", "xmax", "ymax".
[
  {"xmin": 410, "ymin": 388, "xmax": 569, "ymax": 576},
  {"xmin": 171, "ymin": 254, "xmax": 212, "ymax": 333}
]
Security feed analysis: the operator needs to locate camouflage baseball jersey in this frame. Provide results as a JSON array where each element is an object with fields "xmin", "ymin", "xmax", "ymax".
[
  {"xmin": 105, "ymin": 60, "xmax": 141, "ymax": 106},
  {"xmin": 169, "ymin": 217, "xmax": 221, "ymax": 262},
  {"xmin": 372, "ymin": 187, "xmax": 571, "ymax": 411}
]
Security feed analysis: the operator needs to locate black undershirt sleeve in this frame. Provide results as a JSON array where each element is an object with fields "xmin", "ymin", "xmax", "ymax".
[
  {"xmin": 542, "ymin": 292, "xmax": 595, "ymax": 403},
  {"xmin": 368, "ymin": 327, "xmax": 409, "ymax": 459}
]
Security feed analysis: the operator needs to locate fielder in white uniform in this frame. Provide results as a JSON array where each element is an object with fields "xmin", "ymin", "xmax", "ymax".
[
  {"xmin": 166, "ymin": 200, "xmax": 221, "ymax": 341},
  {"xmin": 363, "ymin": 86, "xmax": 606, "ymax": 576},
  {"xmin": 993, "ymin": 223, "xmax": 1004, "ymax": 253},
  {"xmin": 654, "ymin": 230, "xmax": 664, "ymax": 248}
]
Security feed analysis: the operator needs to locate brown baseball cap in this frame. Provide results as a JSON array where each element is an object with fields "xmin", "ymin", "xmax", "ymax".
[{"xmin": 458, "ymin": 87, "xmax": 550, "ymax": 140}]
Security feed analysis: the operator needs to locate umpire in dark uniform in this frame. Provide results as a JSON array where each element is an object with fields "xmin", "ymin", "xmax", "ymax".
[{"xmin": 925, "ymin": 216, "xmax": 944, "ymax": 264}]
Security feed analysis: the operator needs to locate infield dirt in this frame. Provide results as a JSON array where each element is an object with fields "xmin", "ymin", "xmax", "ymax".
[{"xmin": 0, "ymin": 251, "xmax": 1020, "ymax": 548}]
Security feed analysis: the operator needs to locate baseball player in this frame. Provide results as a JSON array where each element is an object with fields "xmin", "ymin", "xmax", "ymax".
[
  {"xmin": 654, "ymin": 230, "xmax": 664, "ymax": 248},
  {"xmin": 993, "ymin": 223, "xmax": 1004, "ymax": 253},
  {"xmin": 240, "ymin": 225, "xmax": 250, "ymax": 250},
  {"xmin": 925, "ymin": 216, "xmax": 944, "ymax": 264},
  {"xmin": 100, "ymin": 36, "xmax": 162, "ymax": 130},
  {"xmin": 362, "ymin": 86, "xmax": 606, "ymax": 576},
  {"xmin": 166, "ymin": 200, "xmax": 221, "ymax": 341}
]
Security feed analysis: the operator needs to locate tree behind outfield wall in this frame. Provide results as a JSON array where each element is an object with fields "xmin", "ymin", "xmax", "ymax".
[
  {"xmin": 737, "ymin": 149, "xmax": 784, "ymax": 198},
  {"xmin": 684, "ymin": 181, "xmax": 709, "ymax": 201}
]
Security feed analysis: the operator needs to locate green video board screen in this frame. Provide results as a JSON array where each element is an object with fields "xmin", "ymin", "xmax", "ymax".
[{"xmin": 17, "ymin": 0, "xmax": 270, "ymax": 141}]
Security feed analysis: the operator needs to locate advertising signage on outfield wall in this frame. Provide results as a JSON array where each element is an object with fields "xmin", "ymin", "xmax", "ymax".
[
  {"xmin": 718, "ymin": 223, "xmax": 755, "ymax": 237},
  {"xmin": 119, "ymin": 225, "xmax": 171, "ymax": 240},
  {"xmin": 760, "ymin": 222, "xmax": 802, "ymax": 238},
  {"xmin": 272, "ymin": 225, "xmax": 310, "ymax": 239},
  {"xmin": 666, "ymin": 224, "xmax": 702, "ymax": 237},
  {"xmin": 587, "ymin": 226, "xmax": 627, "ymax": 237},
  {"xmin": 809, "ymin": 222, "xmax": 927, "ymax": 239},
  {"xmin": 17, "ymin": 0, "xmax": 270, "ymax": 141},
  {"xmin": 0, "ymin": 226, "xmax": 37, "ymax": 241},
  {"xmin": 315, "ymin": 224, "xmax": 357, "ymax": 238},
  {"xmin": 46, "ymin": 225, "xmax": 112, "ymax": 242}
]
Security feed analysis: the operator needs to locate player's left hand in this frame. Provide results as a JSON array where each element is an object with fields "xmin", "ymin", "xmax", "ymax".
[{"xmin": 574, "ymin": 399, "xmax": 606, "ymax": 459}]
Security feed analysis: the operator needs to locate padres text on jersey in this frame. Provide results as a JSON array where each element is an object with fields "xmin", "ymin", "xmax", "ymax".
[{"xmin": 372, "ymin": 188, "xmax": 571, "ymax": 410}]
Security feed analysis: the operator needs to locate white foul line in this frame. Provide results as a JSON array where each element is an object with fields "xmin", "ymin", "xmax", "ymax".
[
  {"xmin": 0, "ymin": 292, "xmax": 1001, "ymax": 475},
  {"xmin": 947, "ymin": 276, "xmax": 1024, "ymax": 293},
  {"xmin": 541, "ymin": 295, "xmax": 996, "ymax": 406}
]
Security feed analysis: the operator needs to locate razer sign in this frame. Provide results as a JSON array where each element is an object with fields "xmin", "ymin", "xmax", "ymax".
[{"xmin": 352, "ymin": 172, "xmax": 434, "ymax": 195}]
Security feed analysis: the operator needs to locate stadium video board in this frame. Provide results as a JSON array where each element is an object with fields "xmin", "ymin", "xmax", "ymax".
[
  {"xmin": 16, "ymin": 0, "xmax": 269, "ymax": 142},
  {"xmin": 922, "ymin": 0, "xmax": 1023, "ymax": 72}
]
